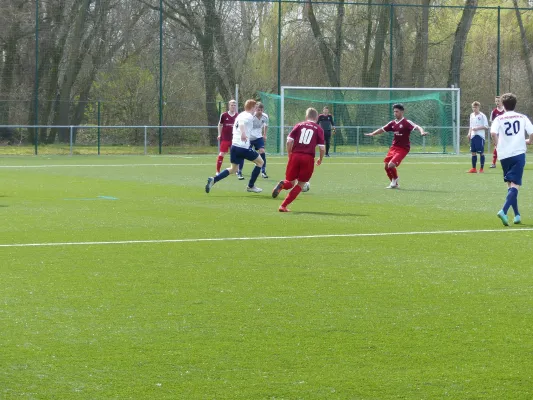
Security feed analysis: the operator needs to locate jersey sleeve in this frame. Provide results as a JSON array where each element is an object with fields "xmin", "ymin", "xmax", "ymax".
[
  {"xmin": 317, "ymin": 126, "xmax": 325, "ymax": 146},
  {"xmin": 287, "ymin": 124, "xmax": 298, "ymax": 142},
  {"xmin": 219, "ymin": 113, "xmax": 224, "ymax": 124},
  {"xmin": 382, "ymin": 121, "xmax": 394, "ymax": 131},
  {"xmin": 483, "ymin": 114, "xmax": 489, "ymax": 128},
  {"xmin": 263, "ymin": 114, "xmax": 269, "ymax": 126},
  {"xmin": 330, "ymin": 115, "xmax": 335, "ymax": 126}
]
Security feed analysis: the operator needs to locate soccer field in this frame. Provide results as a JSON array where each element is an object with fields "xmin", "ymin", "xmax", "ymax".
[{"xmin": 1, "ymin": 155, "xmax": 532, "ymax": 399}]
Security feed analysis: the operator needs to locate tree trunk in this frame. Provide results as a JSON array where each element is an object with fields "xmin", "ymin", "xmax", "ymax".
[
  {"xmin": 447, "ymin": 0, "xmax": 478, "ymax": 88},
  {"xmin": 392, "ymin": 5, "xmax": 405, "ymax": 87},
  {"xmin": 409, "ymin": 0, "xmax": 430, "ymax": 87},
  {"xmin": 513, "ymin": 0, "xmax": 533, "ymax": 100},
  {"xmin": 0, "ymin": 21, "xmax": 21, "ymax": 125},
  {"xmin": 363, "ymin": 3, "xmax": 390, "ymax": 87}
]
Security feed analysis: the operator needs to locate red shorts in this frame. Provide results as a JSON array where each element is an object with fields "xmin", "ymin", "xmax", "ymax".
[
  {"xmin": 286, "ymin": 152, "xmax": 315, "ymax": 182},
  {"xmin": 384, "ymin": 146, "xmax": 409, "ymax": 167},
  {"xmin": 219, "ymin": 140, "xmax": 231, "ymax": 153}
]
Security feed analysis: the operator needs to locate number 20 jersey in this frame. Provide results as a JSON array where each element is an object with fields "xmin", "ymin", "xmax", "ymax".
[
  {"xmin": 491, "ymin": 111, "xmax": 533, "ymax": 160},
  {"xmin": 287, "ymin": 121, "xmax": 325, "ymax": 156}
]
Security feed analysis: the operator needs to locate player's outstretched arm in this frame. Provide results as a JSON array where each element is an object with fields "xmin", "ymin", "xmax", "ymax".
[
  {"xmin": 364, "ymin": 128, "xmax": 385, "ymax": 136},
  {"xmin": 416, "ymin": 125, "xmax": 429, "ymax": 136}
]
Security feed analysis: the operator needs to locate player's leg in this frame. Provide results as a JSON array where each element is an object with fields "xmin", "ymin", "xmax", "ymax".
[
  {"xmin": 274, "ymin": 154, "xmax": 299, "ymax": 199},
  {"xmin": 491, "ymin": 147, "xmax": 497, "ymax": 168},
  {"xmin": 386, "ymin": 148, "xmax": 407, "ymax": 189},
  {"xmin": 384, "ymin": 150, "xmax": 395, "ymax": 186},
  {"xmin": 497, "ymin": 154, "xmax": 525, "ymax": 225},
  {"xmin": 468, "ymin": 137, "xmax": 479, "ymax": 173},
  {"xmin": 206, "ymin": 147, "xmax": 241, "ymax": 193},
  {"xmin": 246, "ymin": 149, "xmax": 264, "ymax": 192},
  {"xmin": 217, "ymin": 141, "xmax": 230, "ymax": 174},
  {"xmin": 324, "ymin": 131, "xmax": 331, "ymax": 157},
  {"xmin": 253, "ymin": 138, "xmax": 268, "ymax": 178},
  {"xmin": 280, "ymin": 155, "xmax": 313, "ymax": 211},
  {"xmin": 237, "ymin": 158, "xmax": 245, "ymax": 180}
]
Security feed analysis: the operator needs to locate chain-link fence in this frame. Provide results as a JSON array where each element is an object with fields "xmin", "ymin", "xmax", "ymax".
[{"xmin": 0, "ymin": 1, "xmax": 532, "ymax": 154}]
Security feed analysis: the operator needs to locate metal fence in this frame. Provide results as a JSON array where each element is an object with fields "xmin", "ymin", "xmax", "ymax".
[{"xmin": 0, "ymin": 1, "xmax": 532, "ymax": 154}]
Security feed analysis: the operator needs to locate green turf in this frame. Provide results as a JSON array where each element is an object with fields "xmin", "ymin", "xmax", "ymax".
[{"xmin": 1, "ymin": 155, "xmax": 533, "ymax": 399}]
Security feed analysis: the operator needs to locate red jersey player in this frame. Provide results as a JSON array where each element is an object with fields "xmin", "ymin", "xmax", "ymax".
[
  {"xmin": 271, "ymin": 108, "xmax": 325, "ymax": 212},
  {"xmin": 490, "ymin": 96, "xmax": 505, "ymax": 168},
  {"xmin": 365, "ymin": 103, "xmax": 429, "ymax": 188},
  {"xmin": 216, "ymin": 99, "xmax": 238, "ymax": 174}
]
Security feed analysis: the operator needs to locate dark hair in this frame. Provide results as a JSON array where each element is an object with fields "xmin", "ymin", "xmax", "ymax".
[
  {"xmin": 500, "ymin": 93, "xmax": 517, "ymax": 111},
  {"xmin": 256, "ymin": 102, "xmax": 264, "ymax": 110},
  {"xmin": 392, "ymin": 103, "xmax": 404, "ymax": 111}
]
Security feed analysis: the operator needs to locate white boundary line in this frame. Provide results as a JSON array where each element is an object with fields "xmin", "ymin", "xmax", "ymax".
[
  {"xmin": 0, "ymin": 161, "xmax": 471, "ymax": 169},
  {"xmin": 1, "ymin": 228, "xmax": 532, "ymax": 248}
]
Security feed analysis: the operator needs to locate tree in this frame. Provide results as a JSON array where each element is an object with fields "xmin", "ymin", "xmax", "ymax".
[
  {"xmin": 447, "ymin": 0, "xmax": 478, "ymax": 88},
  {"xmin": 512, "ymin": 0, "xmax": 533, "ymax": 100}
]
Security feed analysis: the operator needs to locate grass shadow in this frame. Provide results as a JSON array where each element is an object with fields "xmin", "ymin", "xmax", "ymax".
[{"xmin": 292, "ymin": 211, "xmax": 367, "ymax": 217}]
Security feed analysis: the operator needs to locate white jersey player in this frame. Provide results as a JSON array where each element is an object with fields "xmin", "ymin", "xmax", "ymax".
[
  {"xmin": 490, "ymin": 93, "xmax": 533, "ymax": 226},
  {"xmin": 466, "ymin": 101, "xmax": 489, "ymax": 173},
  {"xmin": 238, "ymin": 102, "xmax": 270, "ymax": 178}
]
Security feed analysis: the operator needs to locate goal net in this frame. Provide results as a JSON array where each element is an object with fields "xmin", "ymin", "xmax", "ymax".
[{"xmin": 259, "ymin": 87, "xmax": 460, "ymax": 155}]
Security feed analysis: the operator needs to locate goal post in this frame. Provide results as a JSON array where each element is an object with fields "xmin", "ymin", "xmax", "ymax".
[{"xmin": 259, "ymin": 87, "xmax": 461, "ymax": 155}]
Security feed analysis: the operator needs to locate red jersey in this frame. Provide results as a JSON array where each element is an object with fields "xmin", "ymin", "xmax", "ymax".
[
  {"xmin": 491, "ymin": 107, "xmax": 505, "ymax": 122},
  {"xmin": 288, "ymin": 121, "xmax": 325, "ymax": 156},
  {"xmin": 219, "ymin": 112, "xmax": 238, "ymax": 141},
  {"xmin": 383, "ymin": 118, "xmax": 418, "ymax": 150}
]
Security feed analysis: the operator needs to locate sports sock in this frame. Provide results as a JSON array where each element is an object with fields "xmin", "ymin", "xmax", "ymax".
[
  {"xmin": 472, "ymin": 155, "xmax": 477, "ymax": 169},
  {"xmin": 260, "ymin": 153, "xmax": 266, "ymax": 173},
  {"xmin": 216, "ymin": 155, "xmax": 224, "ymax": 173},
  {"xmin": 282, "ymin": 180, "xmax": 294, "ymax": 190},
  {"xmin": 510, "ymin": 187, "xmax": 519, "ymax": 216},
  {"xmin": 390, "ymin": 167, "xmax": 398, "ymax": 180},
  {"xmin": 384, "ymin": 166, "xmax": 394, "ymax": 180},
  {"xmin": 502, "ymin": 187, "xmax": 518, "ymax": 214},
  {"xmin": 282, "ymin": 185, "xmax": 303, "ymax": 207},
  {"xmin": 248, "ymin": 166, "xmax": 261, "ymax": 188},
  {"xmin": 238, "ymin": 159, "xmax": 244, "ymax": 174},
  {"xmin": 492, "ymin": 149, "xmax": 497, "ymax": 164},
  {"xmin": 480, "ymin": 155, "xmax": 485, "ymax": 169},
  {"xmin": 214, "ymin": 169, "xmax": 230, "ymax": 183}
]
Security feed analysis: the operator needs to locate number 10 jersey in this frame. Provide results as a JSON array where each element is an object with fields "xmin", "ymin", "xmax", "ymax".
[{"xmin": 287, "ymin": 121, "xmax": 325, "ymax": 156}]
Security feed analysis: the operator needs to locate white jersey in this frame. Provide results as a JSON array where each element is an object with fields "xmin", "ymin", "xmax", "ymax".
[
  {"xmin": 491, "ymin": 111, "xmax": 533, "ymax": 160},
  {"xmin": 232, "ymin": 111, "xmax": 254, "ymax": 149},
  {"xmin": 249, "ymin": 113, "xmax": 269, "ymax": 140},
  {"xmin": 469, "ymin": 112, "xmax": 489, "ymax": 139}
]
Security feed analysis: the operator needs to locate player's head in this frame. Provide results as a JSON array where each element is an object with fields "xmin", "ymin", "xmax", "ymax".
[
  {"xmin": 255, "ymin": 102, "xmax": 264, "ymax": 118},
  {"xmin": 306, "ymin": 107, "xmax": 319, "ymax": 122},
  {"xmin": 471, "ymin": 101, "xmax": 480, "ymax": 113},
  {"xmin": 323, "ymin": 106, "xmax": 329, "ymax": 114},
  {"xmin": 244, "ymin": 99, "xmax": 257, "ymax": 112},
  {"xmin": 500, "ymin": 93, "xmax": 517, "ymax": 111},
  {"xmin": 495, "ymin": 96, "xmax": 502, "ymax": 107},
  {"xmin": 228, "ymin": 99, "xmax": 237, "ymax": 113},
  {"xmin": 392, "ymin": 103, "xmax": 404, "ymax": 119}
]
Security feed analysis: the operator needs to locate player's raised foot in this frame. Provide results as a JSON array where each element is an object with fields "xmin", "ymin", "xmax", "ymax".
[
  {"xmin": 497, "ymin": 210, "xmax": 509, "ymax": 226},
  {"xmin": 237, "ymin": 172, "xmax": 244, "ymax": 180},
  {"xmin": 490, "ymin": 164, "xmax": 496, "ymax": 168},
  {"xmin": 479, "ymin": 168, "xmax": 484, "ymax": 173},
  {"xmin": 272, "ymin": 180, "xmax": 284, "ymax": 198},
  {"xmin": 514, "ymin": 215, "xmax": 522, "ymax": 224},
  {"xmin": 278, "ymin": 205, "xmax": 290, "ymax": 212},
  {"xmin": 246, "ymin": 186, "xmax": 262, "ymax": 193},
  {"xmin": 467, "ymin": 168, "xmax": 477, "ymax": 173},
  {"xmin": 205, "ymin": 177, "xmax": 214, "ymax": 193},
  {"xmin": 261, "ymin": 172, "xmax": 269, "ymax": 179}
]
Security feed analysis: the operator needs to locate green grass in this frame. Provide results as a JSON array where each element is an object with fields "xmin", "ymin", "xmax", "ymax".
[{"xmin": 1, "ymin": 154, "xmax": 533, "ymax": 399}]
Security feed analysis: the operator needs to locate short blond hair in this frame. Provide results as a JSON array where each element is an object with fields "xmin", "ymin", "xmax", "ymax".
[
  {"xmin": 306, "ymin": 107, "xmax": 318, "ymax": 120},
  {"xmin": 244, "ymin": 99, "xmax": 257, "ymax": 111},
  {"xmin": 471, "ymin": 101, "xmax": 481, "ymax": 107}
]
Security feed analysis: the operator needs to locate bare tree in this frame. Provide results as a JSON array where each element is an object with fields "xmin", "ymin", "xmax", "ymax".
[
  {"xmin": 512, "ymin": 0, "xmax": 533, "ymax": 100},
  {"xmin": 409, "ymin": 0, "xmax": 430, "ymax": 88},
  {"xmin": 447, "ymin": 0, "xmax": 478, "ymax": 88}
]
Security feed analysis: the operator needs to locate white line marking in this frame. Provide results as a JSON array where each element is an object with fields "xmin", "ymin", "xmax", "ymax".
[
  {"xmin": 1, "ymin": 228, "xmax": 532, "ymax": 248},
  {"xmin": 0, "ymin": 161, "xmax": 469, "ymax": 169}
]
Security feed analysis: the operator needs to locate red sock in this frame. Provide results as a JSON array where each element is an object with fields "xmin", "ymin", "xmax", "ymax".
[
  {"xmin": 385, "ymin": 166, "xmax": 394, "ymax": 180},
  {"xmin": 282, "ymin": 185, "xmax": 303, "ymax": 207},
  {"xmin": 492, "ymin": 148, "xmax": 497, "ymax": 164},
  {"xmin": 216, "ymin": 155, "xmax": 224, "ymax": 173},
  {"xmin": 282, "ymin": 180, "xmax": 294, "ymax": 190},
  {"xmin": 390, "ymin": 167, "xmax": 398, "ymax": 179}
]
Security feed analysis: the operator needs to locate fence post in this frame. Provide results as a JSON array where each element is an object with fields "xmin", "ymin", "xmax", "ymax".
[
  {"xmin": 34, "ymin": 0, "xmax": 39, "ymax": 156},
  {"xmin": 97, "ymin": 100, "xmax": 101, "ymax": 155},
  {"xmin": 144, "ymin": 126, "xmax": 148, "ymax": 155},
  {"xmin": 497, "ymin": 6, "xmax": 501, "ymax": 96},
  {"xmin": 69, "ymin": 126, "xmax": 73, "ymax": 156},
  {"xmin": 356, "ymin": 127, "xmax": 360, "ymax": 154}
]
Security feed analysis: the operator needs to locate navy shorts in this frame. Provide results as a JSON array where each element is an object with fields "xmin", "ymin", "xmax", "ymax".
[
  {"xmin": 250, "ymin": 137, "xmax": 265, "ymax": 150},
  {"xmin": 470, "ymin": 135, "xmax": 485, "ymax": 153},
  {"xmin": 230, "ymin": 145, "xmax": 260, "ymax": 165},
  {"xmin": 500, "ymin": 153, "xmax": 526, "ymax": 185}
]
